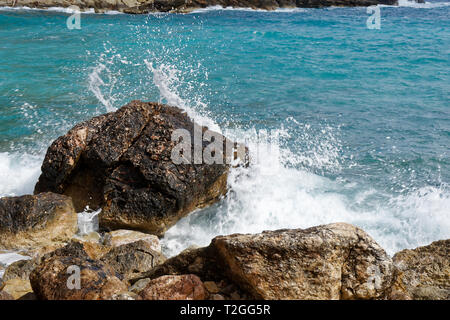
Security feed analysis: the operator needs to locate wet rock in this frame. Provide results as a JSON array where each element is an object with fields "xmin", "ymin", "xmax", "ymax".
[
  {"xmin": 139, "ymin": 274, "xmax": 206, "ymax": 300},
  {"xmin": 0, "ymin": 193, "xmax": 77, "ymax": 251},
  {"xmin": 390, "ymin": 240, "xmax": 449, "ymax": 300},
  {"xmin": 35, "ymin": 101, "xmax": 234, "ymax": 236},
  {"xmin": 1, "ymin": 278, "xmax": 33, "ymax": 300},
  {"xmin": 29, "ymin": 247, "xmax": 128, "ymax": 300},
  {"xmin": 100, "ymin": 240, "xmax": 166, "ymax": 281},
  {"xmin": 212, "ymin": 223, "xmax": 393, "ymax": 299}
]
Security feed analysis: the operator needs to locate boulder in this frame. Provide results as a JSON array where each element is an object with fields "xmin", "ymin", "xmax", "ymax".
[
  {"xmin": 35, "ymin": 101, "xmax": 233, "ymax": 236},
  {"xmin": 0, "ymin": 193, "xmax": 77, "ymax": 251},
  {"xmin": 30, "ymin": 244, "xmax": 128, "ymax": 300},
  {"xmin": 103, "ymin": 229, "xmax": 161, "ymax": 252},
  {"xmin": 139, "ymin": 223, "xmax": 393, "ymax": 300},
  {"xmin": 139, "ymin": 274, "xmax": 206, "ymax": 300},
  {"xmin": 100, "ymin": 240, "xmax": 166, "ymax": 281},
  {"xmin": 390, "ymin": 240, "xmax": 449, "ymax": 300},
  {"xmin": 0, "ymin": 290, "xmax": 14, "ymax": 300}
]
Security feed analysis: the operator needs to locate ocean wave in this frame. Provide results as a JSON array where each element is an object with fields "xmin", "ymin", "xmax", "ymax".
[{"xmin": 0, "ymin": 152, "xmax": 43, "ymax": 197}]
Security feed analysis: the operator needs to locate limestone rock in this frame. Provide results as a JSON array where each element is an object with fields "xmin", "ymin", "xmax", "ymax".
[
  {"xmin": 0, "ymin": 290, "xmax": 14, "ymax": 300},
  {"xmin": 29, "ymin": 248, "xmax": 128, "ymax": 300},
  {"xmin": 0, "ymin": 193, "xmax": 77, "ymax": 251},
  {"xmin": 0, "ymin": 0, "xmax": 400, "ymax": 14},
  {"xmin": 2, "ymin": 258, "xmax": 39, "ymax": 282},
  {"xmin": 212, "ymin": 223, "xmax": 393, "ymax": 299},
  {"xmin": 34, "ymin": 101, "xmax": 233, "ymax": 236},
  {"xmin": 1, "ymin": 278, "xmax": 33, "ymax": 300},
  {"xmin": 139, "ymin": 223, "xmax": 393, "ymax": 300},
  {"xmin": 391, "ymin": 240, "xmax": 449, "ymax": 300},
  {"xmin": 139, "ymin": 274, "xmax": 206, "ymax": 300},
  {"xmin": 103, "ymin": 229, "xmax": 161, "ymax": 252},
  {"xmin": 100, "ymin": 240, "xmax": 166, "ymax": 281}
]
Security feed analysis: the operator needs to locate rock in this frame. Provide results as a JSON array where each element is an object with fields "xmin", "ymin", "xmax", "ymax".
[
  {"xmin": 139, "ymin": 223, "xmax": 393, "ymax": 300},
  {"xmin": 212, "ymin": 223, "xmax": 393, "ymax": 300},
  {"xmin": 100, "ymin": 240, "xmax": 166, "ymax": 281},
  {"xmin": 204, "ymin": 281, "xmax": 220, "ymax": 294},
  {"xmin": 30, "ymin": 252, "xmax": 128, "ymax": 300},
  {"xmin": 0, "ymin": 0, "xmax": 399, "ymax": 14},
  {"xmin": 2, "ymin": 258, "xmax": 39, "ymax": 282},
  {"xmin": 0, "ymin": 290, "xmax": 14, "ymax": 300},
  {"xmin": 1, "ymin": 278, "xmax": 33, "ymax": 300},
  {"xmin": 34, "ymin": 101, "xmax": 234, "ymax": 236},
  {"xmin": 129, "ymin": 278, "xmax": 151, "ymax": 294},
  {"xmin": 139, "ymin": 274, "xmax": 206, "ymax": 300},
  {"xmin": 390, "ymin": 240, "xmax": 449, "ymax": 300},
  {"xmin": 110, "ymin": 291, "xmax": 142, "ymax": 300},
  {"xmin": 103, "ymin": 229, "xmax": 161, "ymax": 252},
  {"xmin": 0, "ymin": 193, "xmax": 77, "ymax": 251}
]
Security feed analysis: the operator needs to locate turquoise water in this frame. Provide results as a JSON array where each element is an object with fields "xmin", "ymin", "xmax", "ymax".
[{"xmin": 0, "ymin": 3, "xmax": 449, "ymax": 256}]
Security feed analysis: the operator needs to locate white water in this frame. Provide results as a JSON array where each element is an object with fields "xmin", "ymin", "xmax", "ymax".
[{"xmin": 0, "ymin": 152, "xmax": 43, "ymax": 197}]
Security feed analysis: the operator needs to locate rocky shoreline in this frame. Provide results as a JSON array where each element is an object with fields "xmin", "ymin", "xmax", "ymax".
[
  {"xmin": 0, "ymin": 0, "xmax": 412, "ymax": 14},
  {"xmin": 0, "ymin": 101, "xmax": 448, "ymax": 300}
]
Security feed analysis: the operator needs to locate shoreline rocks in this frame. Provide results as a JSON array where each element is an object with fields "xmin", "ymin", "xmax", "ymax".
[
  {"xmin": 34, "ymin": 101, "xmax": 231, "ymax": 236},
  {"xmin": 136, "ymin": 223, "xmax": 395, "ymax": 300},
  {"xmin": 0, "ymin": 0, "xmax": 403, "ymax": 14},
  {"xmin": 0, "ymin": 193, "xmax": 77, "ymax": 252}
]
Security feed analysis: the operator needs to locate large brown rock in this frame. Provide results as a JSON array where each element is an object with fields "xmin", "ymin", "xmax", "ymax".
[
  {"xmin": 34, "ymin": 101, "xmax": 231, "ymax": 236},
  {"xmin": 139, "ymin": 274, "xmax": 206, "ymax": 300},
  {"xmin": 0, "ymin": 193, "xmax": 77, "ymax": 251},
  {"xmin": 390, "ymin": 240, "xmax": 449, "ymax": 300},
  {"xmin": 139, "ymin": 223, "xmax": 394, "ymax": 300},
  {"xmin": 30, "ymin": 242, "xmax": 128, "ymax": 300}
]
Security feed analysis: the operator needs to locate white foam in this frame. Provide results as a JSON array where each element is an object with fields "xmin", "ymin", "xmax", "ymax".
[
  {"xmin": 0, "ymin": 251, "xmax": 31, "ymax": 278},
  {"xmin": 0, "ymin": 152, "xmax": 43, "ymax": 197}
]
